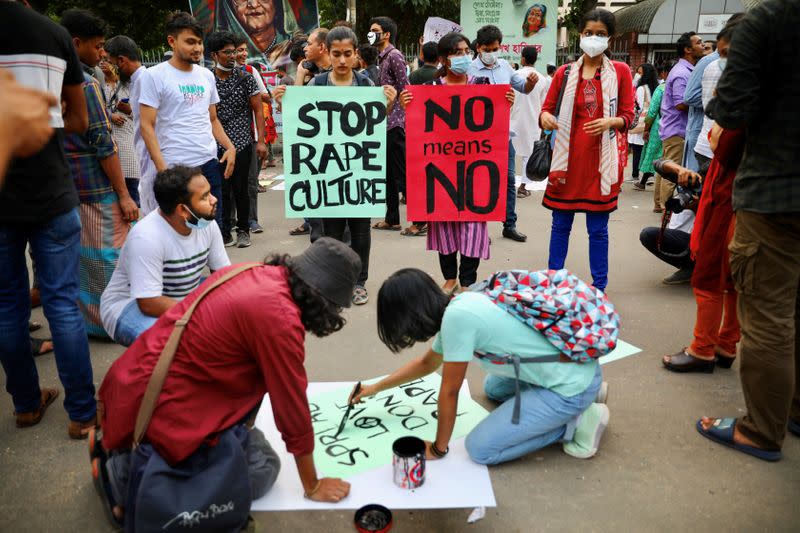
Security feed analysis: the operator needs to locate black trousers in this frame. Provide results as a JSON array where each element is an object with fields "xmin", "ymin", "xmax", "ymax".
[
  {"xmin": 438, "ymin": 252, "xmax": 480, "ymax": 288},
  {"xmin": 630, "ymin": 143, "xmax": 643, "ymax": 179},
  {"xmin": 384, "ymin": 127, "xmax": 406, "ymax": 226},
  {"xmin": 323, "ymin": 218, "xmax": 370, "ymax": 285},
  {"xmin": 221, "ymin": 144, "xmax": 253, "ymax": 235},
  {"xmin": 639, "ymin": 227, "xmax": 694, "ymax": 270}
]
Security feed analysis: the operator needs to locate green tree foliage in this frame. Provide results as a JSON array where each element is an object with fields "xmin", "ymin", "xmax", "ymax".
[
  {"xmin": 43, "ymin": 0, "xmax": 187, "ymax": 50},
  {"xmin": 318, "ymin": 0, "xmax": 461, "ymax": 49}
]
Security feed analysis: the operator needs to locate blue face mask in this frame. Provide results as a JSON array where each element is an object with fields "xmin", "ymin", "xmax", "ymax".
[
  {"xmin": 449, "ymin": 55, "xmax": 471, "ymax": 75},
  {"xmin": 184, "ymin": 205, "xmax": 212, "ymax": 230},
  {"xmin": 718, "ymin": 58, "xmax": 727, "ymax": 71}
]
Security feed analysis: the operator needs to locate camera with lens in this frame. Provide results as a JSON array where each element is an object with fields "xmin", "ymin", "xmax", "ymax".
[{"xmin": 654, "ymin": 158, "xmax": 703, "ymax": 213}]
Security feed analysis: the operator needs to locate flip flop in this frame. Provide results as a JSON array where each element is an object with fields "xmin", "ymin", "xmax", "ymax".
[
  {"xmin": 695, "ymin": 418, "xmax": 782, "ymax": 462},
  {"xmin": 400, "ymin": 226, "xmax": 427, "ymax": 237},
  {"xmin": 29, "ymin": 321, "xmax": 42, "ymax": 332},
  {"xmin": 289, "ymin": 225, "xmax": 309, "ymax": 236},
  {"xmin": 372, "ymin": 221, "xmax": 401, "ymax": 231},
  {"xmin": 30, "ymin": 337, "xmax": 53, "ymax": 357}
]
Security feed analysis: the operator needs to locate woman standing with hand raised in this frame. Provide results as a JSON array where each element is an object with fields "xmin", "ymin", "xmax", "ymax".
[{"xmin": 539, "ymin": 9, "xmax": 634, "ymax": 292}]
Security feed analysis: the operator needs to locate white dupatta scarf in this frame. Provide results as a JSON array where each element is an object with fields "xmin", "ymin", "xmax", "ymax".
[{"xmin": 551, "ymin": 55, "xmax": 619, "ymax": 195}]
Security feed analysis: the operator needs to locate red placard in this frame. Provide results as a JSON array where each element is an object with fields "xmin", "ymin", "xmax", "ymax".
[{"xmin": 405, "ymin": 84, "xmax": 509, "ymax": 222}]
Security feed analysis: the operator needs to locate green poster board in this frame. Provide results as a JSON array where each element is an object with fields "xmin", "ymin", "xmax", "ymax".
[
  {"xmin": 308, "ymin": 373, "xmax": 489, "ymax": 479},
  {"xmin": 282, "ymin": 86, "xmax": 388, "ymax": 218},
  {"xmin": 460, "ymin": 0, "xmax": 558, "ymax": 68}
]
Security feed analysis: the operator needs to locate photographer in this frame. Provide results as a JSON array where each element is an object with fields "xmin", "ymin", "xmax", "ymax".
[{"xmin": 638, "ymin": 159, "xmax": 703, "ymax": 285}]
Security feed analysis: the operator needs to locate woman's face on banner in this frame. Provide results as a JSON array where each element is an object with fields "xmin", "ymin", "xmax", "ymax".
[
  {"xmin": 232, "ymin": 0, "xmax": 276, "ymax": 35},
  {"xmin": 528, "ymin": 7, "xmax": 543, "ymax": 31}
]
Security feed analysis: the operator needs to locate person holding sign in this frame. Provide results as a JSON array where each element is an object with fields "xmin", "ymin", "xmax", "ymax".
[
  {"xmin": 399, "ymin": 32, "xmax": 512, "ymax": 294},
  {"xmin": 539, "ymin": 9, "xmax": 634, "ymax": 292},
  {"xmin": 275, "ymin": 26, "xmax": 396, "ymax": 306},
  {"xmin": 353, "ymin": 268, "xmax": 609, "ymax": 465}
]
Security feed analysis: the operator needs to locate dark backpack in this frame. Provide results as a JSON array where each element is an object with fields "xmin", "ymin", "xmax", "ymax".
[{"xmin": 313, "ymin": 70, "xmax": 373, "ymax": 87}]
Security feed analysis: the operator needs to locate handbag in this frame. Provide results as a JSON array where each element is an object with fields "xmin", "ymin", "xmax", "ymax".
[
  {"xmin": 628, "ymin": 86, "xmax": 650, "ymax": 134},
  {"xmin": 125, "ymin": 263, "xmax": 262, "ymax": 532},
  {"xmin": 526, "ymin": 65, "xmax": 571, "ymax": 181}
]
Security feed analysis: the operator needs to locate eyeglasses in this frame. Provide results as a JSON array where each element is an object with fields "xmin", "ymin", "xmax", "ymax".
[
  {"xmin": 216, "ymin": 49, "xmax": 237, "ymax": 56},
  {"xmin": 232, "ymin": 0, "xmax": 264, "ymax": 7}
]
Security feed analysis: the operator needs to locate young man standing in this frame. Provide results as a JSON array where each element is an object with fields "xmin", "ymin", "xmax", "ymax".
[
  {"xmin": 0, "ymin": 0, "xmax": 98, "ymax": 439},
  {"xmin": 469, "ymin": 25, "xmax": 539, "ymax": 243},
  {"xmin": 104, "ymin": 35, "xmax": 153, "ymax": 213},
  {"xmin": 234, "ymin": 36, "xmax": 271, "ymax": 234},
  {"xmin": 101, "ymin": 166, "xmax": 230, "ymax": 347},
  {"xmin": 368, "ymin": 17, "xmax": 408, "ymax": 234},
  {"xmin": 61, "ymin": 9, "xmax": 138, "ymax": 338},
  {"xmin": 409, "ymin": 41, "xmax": 439, "ymax": 85},
  {"xmin": 138, "ymin": 12, "xmax": 237, "ymax": 229},
  {"xmin": 510, "ymin": 46, "xmax": 548, "ymax": 199},
  {"xmin": 657, "ymin": 31, "xmax": 705, "ymax": 209},
  {"xmin": 207, "ymin": 31, "xmax": 266, "ymax": 248},
  {"xmin": 358, "ymin": 44, "xmax": 381, "ymax": 85}
]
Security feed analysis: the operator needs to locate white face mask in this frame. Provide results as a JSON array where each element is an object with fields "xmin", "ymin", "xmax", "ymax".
[
  {"xmin": 480, "ymin": 50, "xmax": 499, "ymax": 65},
  {"xmin": 632, "ymin": 73, "xmax": 641, "ymax": 85},
  {"xmin": 718, "ymin": 58, "xmax": 727, "ymax": 71},
  {"xmin": 580, "ymin": 35, "xmax": 609, "ymax": 58}
]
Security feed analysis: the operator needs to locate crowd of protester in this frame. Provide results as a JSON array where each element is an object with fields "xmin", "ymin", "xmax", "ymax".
[{"xmin": 0, "ymin": 0, "xmax": 797, "ymax": 528}]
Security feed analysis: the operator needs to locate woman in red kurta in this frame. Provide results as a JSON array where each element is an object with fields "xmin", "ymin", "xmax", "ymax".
[{"xmin": 539, "ymin": 9, "xmax": 634, "ymax": 291}]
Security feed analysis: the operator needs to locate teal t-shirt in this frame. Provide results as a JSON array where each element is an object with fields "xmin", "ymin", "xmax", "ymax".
[{"xmin": 431, "ymin": 292, "xmax": 599, "ymax": 397}]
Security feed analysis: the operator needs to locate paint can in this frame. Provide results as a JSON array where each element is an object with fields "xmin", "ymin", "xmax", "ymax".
[
  {"xmin": 354, "ymin": 504, "xmax": 392, "ymax": 533},
  {"xmin": 391, "ymin": 436, "xmax": 426, "ymax": 489}
]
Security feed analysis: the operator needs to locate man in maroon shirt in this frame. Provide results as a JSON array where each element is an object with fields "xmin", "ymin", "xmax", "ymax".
[{"xmin": 95, "ymin": 237, "xmax": 361, "ymax": 521}]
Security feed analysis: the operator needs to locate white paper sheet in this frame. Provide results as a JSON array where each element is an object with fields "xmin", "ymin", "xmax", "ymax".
[{"xmin": 251, "ymin": 381, "xmax": 497, "ymax": 511}]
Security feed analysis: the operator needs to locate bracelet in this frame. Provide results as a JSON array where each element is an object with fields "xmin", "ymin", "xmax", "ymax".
[
  {"xmin": 430, "ymin": 442, "xmax": 449, "ymax": 458},
  {"xmin": 303, "ymin": 480, "xmax": 321, "ymax": 499}
]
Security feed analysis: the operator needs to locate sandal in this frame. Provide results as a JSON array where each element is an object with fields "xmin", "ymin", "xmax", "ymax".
[
  {"xmin": 400, "ymin": 225, "xmax": 427, "ymax": 237},
  {"xmin": 15, "ymin": 387, "xmax": 59, "ymax": 428},
  {"xmin": 289, "ymin": 224, "xmax": 309, "ymax": 236},
  {"xmin": 696, "ymin": 417, "xmax": 782, "ymax": 462},
  {"xmin": 29, "ymin": 320, "xmax": 42, "ymax": 332},
  {"xmin": 31, "ymin": 337, "xmax": 53, "ymax": 357},
  {"xmin": 352, "ymin": 286, "xmax": 368, "ymax": 306},
  {"xmin": 90, "ymin": 430, "xmax": 124, "ymax": 529},
  {"xmin": 442, "ymin": 283, "xmax": 460, "ymax": 297},
  {"xmin": 372, "ymin": 221, "xmax": 401, "ymax": 231}
]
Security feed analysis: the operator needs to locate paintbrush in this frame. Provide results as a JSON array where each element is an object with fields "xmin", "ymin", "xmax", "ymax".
[{"xmin": 334, "ymin": 381, "xmax": 362, "ymax": 437}]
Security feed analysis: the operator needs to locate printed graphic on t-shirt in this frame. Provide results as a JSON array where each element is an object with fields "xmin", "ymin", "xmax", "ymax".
[{"xmin": 178, "ymin": 83, "xmax": 206, "ymax": 105}]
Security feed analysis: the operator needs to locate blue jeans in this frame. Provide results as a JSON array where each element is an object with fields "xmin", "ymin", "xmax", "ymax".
[
  {"xmin": 201, "ymin": 158, "xmax": 224, "ymax": 229},
  {"xmin": 465, "ymin": 367, "xmax": 601, "ymax": 465},
  {"xmin": 114, "ymin": 300, "xmax": 158, "ymax": 347},
  {"xmin": 0, "ymin": 208, "xmax": 96, "ymax": 421},
  {"xmin": 505, "ymin": 139, "xmax": 517, "ymax": 230},
  {"xmin": 548, "ymin": 210, "xmax": 610, "ymax": 291}
]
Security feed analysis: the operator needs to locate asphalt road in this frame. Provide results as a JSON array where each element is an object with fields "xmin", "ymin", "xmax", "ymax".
[{"xmin": 1, "ymin": 164, "xmax": 798, "ymax": 532}]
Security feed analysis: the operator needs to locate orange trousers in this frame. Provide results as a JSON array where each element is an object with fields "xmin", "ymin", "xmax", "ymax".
[{"xmin": 689, "ymin": 288, "xmax": 740, "ymax": 358}]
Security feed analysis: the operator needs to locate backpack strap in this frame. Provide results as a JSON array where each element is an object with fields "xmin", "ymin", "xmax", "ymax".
[
  {"xmin": 474, "ymin": 351, "xmax": 562, "ymax": 424},
  {"xmin": 132, "ymin": 262, "xmax": 262, "ymax": 447}
]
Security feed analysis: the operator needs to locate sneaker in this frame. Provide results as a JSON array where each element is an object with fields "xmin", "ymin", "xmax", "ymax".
[
  {"xmin": 236, "ymin": 231, "xmax": 251, "ymax": 248},
  {"xmin": 250, "ymin": 222, "xmax": 264, "ymax": 234},
  {"xmin": 352, "ymin": 285, "xmax": 368, "ymax": 305},
  {"xmin": 662, "ymin": 267, "xmax": 693, "ymax": 285},
  {"xmin": 563, "ymin": 403, "xmax": 610, "ymax": 459},
  {"xmin": 595, "ymin": 381, "xmax": 609, "ymax": 404},
  {"xmin": 223, "ymin": 232, "xmax": 235, "ymax": 247}
]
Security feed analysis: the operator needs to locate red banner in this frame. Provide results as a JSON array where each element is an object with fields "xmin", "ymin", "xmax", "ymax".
[{"xmin": 405, "ymin": 84, "xmax": 510, "ymax": 222}]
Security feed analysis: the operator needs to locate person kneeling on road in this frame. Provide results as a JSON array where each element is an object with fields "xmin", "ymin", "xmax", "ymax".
[
  {"xmin": 92, "ymin": 237, "xmax": 361, "ymax": 527},
  {"xmin": 638, "ymin": 159, "xmax": 704, "ymax": 285},
  {"xmin": 353, "ymin": 268, "xmax": 612, "ymax": 465},
  {"xmin": 100, "ymin": 165, "xmax": 231, "ymax": 347}
]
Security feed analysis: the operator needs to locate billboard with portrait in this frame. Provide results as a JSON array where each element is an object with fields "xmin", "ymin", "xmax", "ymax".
[
  {"xmin": 190, "ymin": 0, "xmax": 319, "ymax": 69},
  {"xmin": 460, "ymin": 0, "xmax": 557, "ymax": 68}
]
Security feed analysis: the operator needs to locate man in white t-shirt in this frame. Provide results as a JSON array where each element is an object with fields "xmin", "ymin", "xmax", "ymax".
[
  {"xmin": 138, "ymin": 11, "xmax": 236, "ymax": 229},
  {"xmin": 510, "ymin": 46, "xmax": 549, "ymax": 199},
  {"xmin": 100, "ymin": 165, "xmax": 230, "ymax": 346}
]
